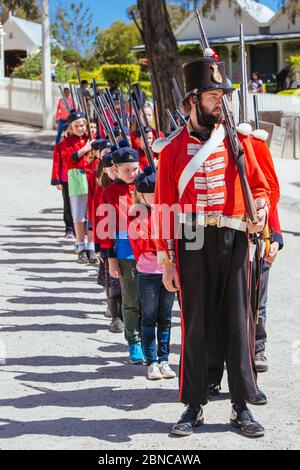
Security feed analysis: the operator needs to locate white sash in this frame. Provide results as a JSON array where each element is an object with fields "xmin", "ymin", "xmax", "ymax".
[{"xmin": 178, "ymin": 124, "xmax": 227, "ymax": 200}]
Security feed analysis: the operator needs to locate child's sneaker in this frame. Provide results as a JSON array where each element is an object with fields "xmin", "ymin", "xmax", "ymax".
[
  {"xmin": 129, "ymin": 342, "xmax": 145, "ymax": 364},
  {"xmin": 159, "ymin": 361, "xmax": 176, "ymax": 379},
  {"xmin": 147, "ymin": 362, "xmax": 162, "ymax": 380}
]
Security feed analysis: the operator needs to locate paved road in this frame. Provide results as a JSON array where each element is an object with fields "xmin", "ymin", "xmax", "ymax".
[{"xmin": 0, "ymin": 123, "xmax": 299, "ymax": 450}]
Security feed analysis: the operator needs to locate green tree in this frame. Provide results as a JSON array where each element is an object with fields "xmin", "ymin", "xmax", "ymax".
[
  {"xmin": 51, "ymin": 1, "xmax": 98, "ymax": 55},
  {"xmin": 0, "ymin": 0, "xmax": 40, "ymax": 23},
  {"xmin": 94, "ymin": 20, "xmax": 141, "ymax": 65}
]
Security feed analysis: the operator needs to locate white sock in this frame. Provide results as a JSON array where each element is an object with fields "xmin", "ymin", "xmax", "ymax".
[
  {"xmin": 78, "ymin": 242, "xmax": 86, "ymax": 252},
  {"xmin": 87, "ymin": 242, "xmax": 95, "ymax": 251}
]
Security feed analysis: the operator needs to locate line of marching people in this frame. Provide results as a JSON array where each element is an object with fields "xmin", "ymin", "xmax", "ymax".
[{"xmin": 50, "ymin": 75, "xmax": 283, "ymax": 438}]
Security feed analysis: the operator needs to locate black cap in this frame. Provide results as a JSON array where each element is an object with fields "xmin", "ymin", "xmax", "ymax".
[
  {"xmin": 91, "ymin": 139, "xmax": 112, "ymax": 152},
  {"xmin": 68, "ymin": 111, "xmax": 85, "ymax": 125},
  {"xmin": 102, "ymin": 153, "xmax": 113, "ymax": 168},
  {"xmin": 135, "ymin": 166, "xmax": 156, "ymax": 193},
  {"xmin": 112, "ymin": 143, "xmax": 139, "ymax": 164},
  {"xmin": 183, "ymin": 57, "xmax": 233, "ymax": 100}
]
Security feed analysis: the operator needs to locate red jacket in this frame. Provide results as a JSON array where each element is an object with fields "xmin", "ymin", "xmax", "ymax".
[
  {"xmin": 51, "ymin": 141, "xmax": 64, "ymax": 185},
  {"xmin": 87, "ymin": 168, "xmax": 98, "ymax": 224},
  {"xmin": 128, "ymin": 206, "xmax": 157, "ymax": 261},
  {"xmin": 60, "ymin": 133, "xmax": 90, "ymax": 172},
  {"xmin": 95, "ymin": 179, "xmax": 135, "ymax": 256},
  {"xmin": 155, "ymin": 125, "xmax": 270, "ymax": 257},
  {"xmin": 130, "ymin": 128, "xmax": 164, "ymax": 152},
  {"xmin": 250, "ymin": 136, "xmax": 280, "ymax": 212}
]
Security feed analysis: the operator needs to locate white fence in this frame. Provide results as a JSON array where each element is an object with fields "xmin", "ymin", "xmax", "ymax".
[
  {"xmin": 0, "ymin": 77, "xmax": 300, "ymax": 129},
  {"xmin": 232, "ymin": 90, "xmax": 300, "ymax": 122},
  {"xmin": 0, "ymin": 77, "xmax": 61, "ymax": 128}
]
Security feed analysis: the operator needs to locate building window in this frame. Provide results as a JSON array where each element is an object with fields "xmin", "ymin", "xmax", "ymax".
[
  {"xmin": 9, "ymin": 32, "xmax": 13, "ymax": 39},
  {"xmin": 259, "ymin": 26, "xmax": 270, "ymax": 35}
]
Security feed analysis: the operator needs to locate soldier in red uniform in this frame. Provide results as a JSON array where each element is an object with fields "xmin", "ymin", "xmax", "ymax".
[{"xmin": 154, "ymin": 56, "xmax": 270, "ymax": 438}]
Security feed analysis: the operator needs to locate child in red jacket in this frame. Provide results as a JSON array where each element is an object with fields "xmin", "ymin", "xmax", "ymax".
[
  {"xmin": 51, "ymin": 123, "xmax": 74, "ymax": 238},
  {"xmin": 94, "ymin": 152, "xmax": 123, "ymax": 334},
  {"xmin": 129, "ymin": 167, "xmax": 176, "ymax": 380}
]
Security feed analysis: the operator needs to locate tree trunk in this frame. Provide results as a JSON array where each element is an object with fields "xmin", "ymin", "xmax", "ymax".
[{"xmin": 137, "ymin": 0, "xmax": 184, "ymax": 132}]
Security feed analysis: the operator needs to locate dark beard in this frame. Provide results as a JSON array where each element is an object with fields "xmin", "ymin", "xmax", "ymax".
[{"xmin": 196, "ymin": 102, "xmax": 222, "ymax": 128}]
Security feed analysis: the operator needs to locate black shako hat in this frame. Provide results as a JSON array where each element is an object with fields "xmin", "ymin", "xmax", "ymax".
[
  {"xmin": 183, "ymin": 57, "xmax": 233, "ymax": 101},
  {"xmin": 112, "ymin": 141, "xmax": 139, "ymax": 164},
  {"xmin": 135, "ymin": 166, "xmax": 156, "ymax": 194},
  {"xmin": 68, "ymin": 111, "xmax": 85, "ymax": 125}
]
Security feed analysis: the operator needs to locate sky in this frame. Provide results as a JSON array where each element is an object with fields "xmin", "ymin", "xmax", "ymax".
[{"xmin": 49, "ymin": 0, "xmax": 283, "ymax": 31}]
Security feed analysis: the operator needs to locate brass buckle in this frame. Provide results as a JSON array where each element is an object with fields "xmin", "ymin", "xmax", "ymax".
[{"xmin": 206, "ymin": 215, "xmax": 221, "ymax": 227}]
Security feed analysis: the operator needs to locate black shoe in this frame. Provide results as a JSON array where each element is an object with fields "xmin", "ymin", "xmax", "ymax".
[
  {"xmin": 171, "ymin": 405, "xmax": 204, "ymax": 436},
  {"xmin": 255, "ymin": 353, "xmax": 268, "ymax": 372},
  {"xmin": 87, "ymin": 249, "xmax": 98, "ymax": 264},
  {"xmin": 247, "ymin": 387, "xmax": 268, "ymax": 406},
  {"xmin": 230, "ymin": 401, "xmax": 265, "ymax": 438},
  {"xmin": 207, "ymin": 383, "xmax": 221, "ymax": 400},
  {"xmin": 77, "ymin": 250, "xmax": 89, "ymax": 264}
]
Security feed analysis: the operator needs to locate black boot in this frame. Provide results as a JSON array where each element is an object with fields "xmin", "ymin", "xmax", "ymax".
[
  {"xmin": 207, "ymin": 383, "xmax": 221, "ymax": 400},
  {"xmin": 171, "ymin": 405, "xmax": 204, "ymax": 436},
  {"xmin": 230, "ymin": 401, "xmax": 265, "ymax": 438},
  {"xmin": 247, "ymin": 387, "xmax": 267, "ymax": 406}
]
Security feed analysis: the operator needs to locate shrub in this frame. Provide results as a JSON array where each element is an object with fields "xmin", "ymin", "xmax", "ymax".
[{"xmin": 101, "ymin": 64, "xmax": 140, "ymax": 86}]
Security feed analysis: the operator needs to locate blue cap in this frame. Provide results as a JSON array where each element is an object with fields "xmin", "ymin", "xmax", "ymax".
[
  {"xmin": 91, "ymin": 139, "xmax": 112, "ymax": 152},
  {"xmin": 135, "ymin": 166, "xmax": 156, "ymax": 193},
  {"xmin": 112, "ymin": 146, "xmax": 139, "ymax": 164},
  {"xmin": 102, "ymin": 153, "xmax": 113, "ymax": 168},
  {"xmin": 68, "ymin": 111, "xmax": 85, "ymax": 124}
]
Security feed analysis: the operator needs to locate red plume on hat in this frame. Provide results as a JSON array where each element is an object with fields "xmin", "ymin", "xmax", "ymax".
[{"xmin": 203, "ymin": 47, "xmax": 220, "ymax": 62}]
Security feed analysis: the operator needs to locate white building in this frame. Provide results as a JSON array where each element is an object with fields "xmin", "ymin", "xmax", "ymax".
[
  {"xmin": 174, "ymin": 0, "xmax": 300, "ymax": 82},
  {"xmin": 2, "ymin": 12, "xmax": 60, "ymax": 77}
]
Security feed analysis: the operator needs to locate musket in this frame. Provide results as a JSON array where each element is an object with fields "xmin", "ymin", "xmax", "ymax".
[
  {"xmin": 252, "ymin": 93, "xmax": 271, "ymax": 255},
  {"xmin": 92, "ymin": 79, "xmax": 101, "ymax": 138},
  {"xmin": 74, "ymin": 87, "xmax": 83, "ymax": 113},
  {"xmin": 166, "ymin": 108, "xmax": 179, "ymax": 130},
  {"xmin": 132, "ymin": 99, "xmax": 155, "ymax": 170},
  {"xmin": 76, "ymin": 69, "xmax": 92, "ymax": 140},
  {"xmin": 69, "ymin": 83, "xmax": 76, "ymax": 111},
  {"xmin": 195, "ymin": 11, "xmax": 258, "ymax": 223},
  {"xmin": 134, "ymin": 83, "xmax": 148, "ymax": 127},
  {"xmin": 58, "ymin": 85, "xmax": 72, "ymax": 115},
  {"xmin": 222, "ymin": 96, "xmax": 258, "ymax": 222},
  {"xmin": 105, "ymin": 88, "xmax": 128, "ymax": 141},
  {"xmin": 119, "ymin": 87, "xmax": 128, "ymax": 129},
  {"xmin": 172, "ymin": 89, "xmax": 186, "ymax": 126},
  {"xmin": 239, "ymin": 24, "xmax": 249, "ymax": 124},
  {"xmin": 91, "ymin": 96, "xmax": 118, "ymax": 147},
  {"xmin": 253, "ymin": 94, "xmax": 260, "ymax": 130},
  {"xmin": 150, "ymin": 72, "xmax": 161, "ymax": 138},
  {"xmin": 195, "ymin": 9, "xmax": 210, "ymax": 50}
]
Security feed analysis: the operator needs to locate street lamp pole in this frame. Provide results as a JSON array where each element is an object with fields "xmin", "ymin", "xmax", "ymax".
[{"xmin": 42, "ymin": 0, "xmax": 53, "ymax": 129}]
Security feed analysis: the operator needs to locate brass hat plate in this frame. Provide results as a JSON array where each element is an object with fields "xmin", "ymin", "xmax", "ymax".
[{"xmin": 211, "ymin": 63, "xmax": 223, "ymax": 84}]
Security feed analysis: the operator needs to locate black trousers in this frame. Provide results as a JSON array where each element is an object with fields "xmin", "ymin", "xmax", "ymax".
[
  {"xmin": 177, "ymin": 225, "xmax": 257, "ymax": 406},
  {"xmin": 207, "ymin": 238, "xmax": 262, "ymax": 387},
  {"xmin": 62, "ymin": 182, "xmax": 74, "ymax": 233},
  {"xmin": 105, "ymin": 284, "xmax": 122, "ymax": 320}
]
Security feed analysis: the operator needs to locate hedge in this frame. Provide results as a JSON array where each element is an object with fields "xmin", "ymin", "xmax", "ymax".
[{"xmin": 101, "ymin": 64, "xmax": 140, "ymax": 86}]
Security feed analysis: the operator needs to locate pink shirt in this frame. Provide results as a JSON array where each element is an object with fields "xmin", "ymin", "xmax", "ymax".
[
  {"xmin": 136, "ymin": 252, "xmax": 163, "ymax": 275},
  {"xmin": 56, "ymin": 97, "xmax": 73, "ymax": 122}
]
